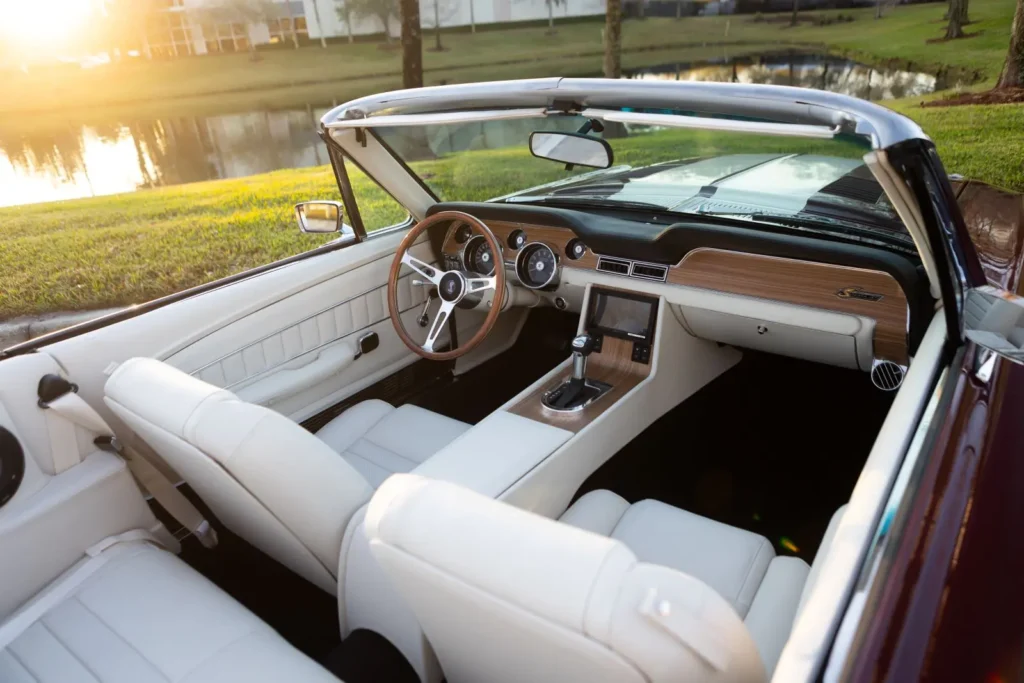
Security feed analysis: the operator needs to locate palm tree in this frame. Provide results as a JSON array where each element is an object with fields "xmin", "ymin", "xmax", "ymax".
[
  {"xmin": 400, "ymin": 0, "xmax": 422, "ymax": 87},
  {"xmin": 310, "ymin": 0, "xmax": 328, "ymax": 47},
  {"xmin": 546, "ymin": 0, "xmax": 565, "ymax": 34},
  {"xmin": 604, "ymin": 0, "xmax": 622, "ymax": 78},
  {"xmin": 996, "ymin": 0, "xmax": 1023, "ymax": 87},
  {"xmin": 334, "ymin": 0, "xmax": 355, "ymax": 43},
  {"xmin": 790, "ymin": 0, "xmax": 799, "ymax": 26}
]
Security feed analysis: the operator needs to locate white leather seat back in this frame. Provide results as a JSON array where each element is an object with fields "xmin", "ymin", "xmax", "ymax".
[
  {"xmin": 105, "ymin": 358, "xmax": 373, "ymax": 593},
  {"xmin": 366, "ymin": 474, "xmax": 768, "ymax": 683}
]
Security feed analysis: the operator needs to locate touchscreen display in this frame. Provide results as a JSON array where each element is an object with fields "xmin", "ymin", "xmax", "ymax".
[{"xmin": 590, "ymin": 292, "xmax": 654, "ymax": 339}]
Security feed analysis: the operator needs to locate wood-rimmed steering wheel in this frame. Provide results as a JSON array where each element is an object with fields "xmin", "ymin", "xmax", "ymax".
[{"xmin": 387, "ymin": 211, "xmax": 505, "ymax": 361}]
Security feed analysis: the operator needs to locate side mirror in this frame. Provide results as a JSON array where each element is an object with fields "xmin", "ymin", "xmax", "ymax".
[
  {"xmin": 296, "ymin": 201, "xmax": 344, "ymax": 234},
  {"xmin": 964, "ymin": 286, "xmax": 1024, "ymax": 366},
  {"xmin": 529, "ymin": 131, "xmax": 613, "ymax": 169}
]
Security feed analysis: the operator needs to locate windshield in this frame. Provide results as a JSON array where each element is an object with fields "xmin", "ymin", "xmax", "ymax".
[{"xmin": 373, "ymin": 114, "xmax": 913, "ymax": 251}]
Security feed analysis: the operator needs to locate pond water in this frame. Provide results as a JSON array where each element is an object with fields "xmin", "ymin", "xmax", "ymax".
[{"xmin": 0, "ymin": 52, "xmax": 938, "ymax": 208}]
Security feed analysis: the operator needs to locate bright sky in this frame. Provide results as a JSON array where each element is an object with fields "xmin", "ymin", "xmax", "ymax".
[{"xmin": 0, "ymin": 0, "xmax": 98, "ymax": 58}]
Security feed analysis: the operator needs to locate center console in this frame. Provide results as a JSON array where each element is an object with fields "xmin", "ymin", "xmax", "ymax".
[{"xmin": 342, "ymin": 284, "xmax": 742, "ymax": 683}]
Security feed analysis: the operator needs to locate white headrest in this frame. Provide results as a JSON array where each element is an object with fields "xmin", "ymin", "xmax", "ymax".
[
  {"xmin": 367, "ymin": 474, "xmax": 767, "ymax": 683},
  {"xmin": 105, "ymin": 357, "xmax": 237, "ymax": 441}
]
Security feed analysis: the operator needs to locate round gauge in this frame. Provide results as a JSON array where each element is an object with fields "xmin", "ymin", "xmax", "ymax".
[
  {"xmin": 565, "ymin": 238, "xmax": 587, "ymax": 261},
  {"xmin": 507, "ymin": 229, "xmax": 528, "ymax": 250},
  {"xmin": 454, "ymin": 223, "xmax": 473, "ymax": 244},
  {"xmin": 462, "ymin": 235, "xmax": 496, "ymax": 276},
  {"xmin": 515, "ymin": 243, "xmax": 559, "ymax": 290}
]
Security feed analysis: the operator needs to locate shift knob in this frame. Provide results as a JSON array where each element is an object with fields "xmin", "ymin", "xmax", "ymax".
[{"xmin": 571, "ymin": 334, "xmax": 596, "ymax": 380}]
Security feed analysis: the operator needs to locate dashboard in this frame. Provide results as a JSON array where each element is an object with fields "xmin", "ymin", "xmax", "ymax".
[{"xmin": 435, "ymin": 203, "xmax": 931, "ymax": 369}]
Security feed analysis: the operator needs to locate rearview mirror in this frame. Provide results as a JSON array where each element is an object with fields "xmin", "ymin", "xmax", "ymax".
[
  {"xmin": 529, "ymin": 132, "xmax": 613, "ymax": 169},
  {"xmin": 296, "ymin": 201, "xmax": 343, "ymax": 234}
]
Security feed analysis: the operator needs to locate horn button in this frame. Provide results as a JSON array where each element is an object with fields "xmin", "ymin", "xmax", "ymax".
[{"xmin": 438, "ymin": 271, "xmax": 466, "ymax": 303}]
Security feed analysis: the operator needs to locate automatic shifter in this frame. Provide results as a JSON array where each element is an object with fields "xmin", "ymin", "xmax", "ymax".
[{"xmin": 542, "ymin": 333, "xmax": 612, "ymax": 412}]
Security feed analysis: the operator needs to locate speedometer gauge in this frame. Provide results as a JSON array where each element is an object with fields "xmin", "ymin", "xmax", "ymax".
[
  {"xmin": 462, "ymin": 235, "xmax": 496, "ymax": 276},
  {"xmin": 515, "ymin": 243, "xmax": 559, "ymax": 290}
]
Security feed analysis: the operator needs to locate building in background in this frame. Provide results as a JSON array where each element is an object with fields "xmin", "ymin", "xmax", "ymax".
[{"xmin": 139, "ymin": 0, "xmax": 604, "ymax": 58}]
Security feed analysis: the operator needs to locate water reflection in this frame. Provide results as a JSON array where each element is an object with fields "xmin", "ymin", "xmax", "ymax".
[
  {"xmin": 626, "ymin": 51, "xmax": 938, "ymax": 101},
  {"xmin": 0, "ymin": 105, "xmax": 332, "ymax": 207},
  {"xmin": 0, "ymin": 52, "xmax": 938, "ymax": 208}
]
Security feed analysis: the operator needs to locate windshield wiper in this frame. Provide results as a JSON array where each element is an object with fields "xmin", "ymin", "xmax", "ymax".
[
  {"xmin": 696, "ymin": 209, "xmax": 916, "ymax": 253},
  {"xmin": 504, "ymin": 195, "xmax": 671, "ymax": 213}
]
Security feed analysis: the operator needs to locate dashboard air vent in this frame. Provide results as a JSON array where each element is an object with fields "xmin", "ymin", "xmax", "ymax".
[
  {"xmin": 597, "ymin": 257, "xmax": 631, "ymax": 276},
  {"xmin": 630, "ymin": 262, "xmax": 668, "ymax": 282},
  {"xmin": 871, "ymin": 360, "xmax": 906, "ymax": 392}
]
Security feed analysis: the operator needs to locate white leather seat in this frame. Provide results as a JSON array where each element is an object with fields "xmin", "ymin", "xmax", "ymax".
[
  {"xmin": 561, "ymin": 490, "xmax": 837, "ymax": 675},
  {"xmin": 316, "ymin": 400, "xmax": 470, "ymax": 488},
  {"xmin": 0, "ymin": 538, "xmax": 337, "ymax": 683},
  {"xmin": 365, "ymin": 475, "xmax": 845, "ymax": 683},
  {"xmin": 104, "ymin": 358, "xmax": 468, "ymax": 594}
]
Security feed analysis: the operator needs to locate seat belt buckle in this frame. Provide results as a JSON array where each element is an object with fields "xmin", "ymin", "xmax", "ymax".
[
  {"xmin": 175, "ymin": 519, "xmax": 219, "ymax": 549},
  {"xmin": 93, "ymin": 435, "xmax": 124, "ymax": 456}
]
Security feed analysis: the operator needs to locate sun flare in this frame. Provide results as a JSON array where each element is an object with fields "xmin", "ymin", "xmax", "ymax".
[{"xmin": 1, "ymin": 0, "xmax": 97, "ymax": 58}]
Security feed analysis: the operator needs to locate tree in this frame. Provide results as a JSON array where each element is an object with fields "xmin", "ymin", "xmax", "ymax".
[
  {"xmin": 790, "ymin": 0, "xmax": 799, "ymax": 26},
  {"xmin": 203, "ymin": 0, "xmax": 282, "ymax": 59},
  {"xmin": 400, "ymin": 0, "xmax": 422, "ymax": 87},
  {"xmin": 346, "ymin": 0, "xmax": 401, "ymax": 42},
  {"xmin": 469, "ymin": 0, "xmax": 476, "ymax": 33},
  {"xmin": 545, "ymin": 0, "xmax": 565, "ymax": 33},
  {"xmin": 284, "ymin": 0, "xmax": 300, "ymax": 48},
  {"xmin": 996, "ymin": 0, "xmax": 1024, "ymax": 88},
  {"xmin": 604, "ymin": 0, "xmax": 622, "ymax": 78},
  {"xmin": 310, "ymin": 0, "xmax": 328, "ymax": 47},
  {"xmin": 945, "ymin": 0, "xmax": 969, "ymax": 38},
  {"xmin": 334, "ymin": 0, "xmax": 356, "ymax": 42},
  {"xmin": 422, "ymin": 0, "xmax": 458, "ymax": 51}
]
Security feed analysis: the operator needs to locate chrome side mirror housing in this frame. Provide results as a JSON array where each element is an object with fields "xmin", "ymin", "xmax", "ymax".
[{"xmin": 295, "ymin": 201, "xmax": 344, "ymax": 234}]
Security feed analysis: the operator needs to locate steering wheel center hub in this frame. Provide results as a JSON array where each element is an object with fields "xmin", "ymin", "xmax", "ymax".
[{"xmin": 438, "ymin": 271, "xmax": 466, "ymax": 303}]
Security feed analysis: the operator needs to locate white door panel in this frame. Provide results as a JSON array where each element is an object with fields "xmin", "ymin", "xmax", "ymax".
[{"xmin": 45, "ymin": 231, "xmax": 435, "ymax": 424}]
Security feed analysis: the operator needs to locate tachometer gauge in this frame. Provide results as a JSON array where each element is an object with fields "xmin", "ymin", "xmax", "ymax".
[
  {"xmin": 462, "ymin": 235, "xmax": 496, "ymax": 276},
  {"xmin": 515, "ymin": 243, "xmax": 559, "ymax": 290}
]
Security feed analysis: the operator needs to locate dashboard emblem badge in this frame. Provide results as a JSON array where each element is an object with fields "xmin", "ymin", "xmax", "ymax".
[{"xmin": 836, "ymin": 287, "xmax": 884, "ymax": 302}]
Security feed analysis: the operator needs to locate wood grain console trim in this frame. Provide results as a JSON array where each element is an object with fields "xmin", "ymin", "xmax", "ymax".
[
  {"xmin": 508, "ymin": 337, "xmax": 649, "ymax": 432},
  {"xmin": 670, "ymin": 248, "xmax": 909, "ymax": 363}
]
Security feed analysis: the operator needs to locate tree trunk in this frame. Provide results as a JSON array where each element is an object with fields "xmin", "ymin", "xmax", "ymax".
[
  {"xmin": 790, "ymin": 0, "xmax": 799, "ymax": 26},
  {"xmin": 997, "ymin": 0, "xmax": 1024, "ymax": 88},
  {"xmin": 469, "ymin": 0, "xmax": 476, "ymax": 33},
  {"xmin": 676, "ymin": 0, "xmax": 682, "ymax": 19},
  {"xmin": 604, "ymin": 0, "xmax": 622, "ymax": 78},
  {"xmin": 946, "ymin": 0, "xmax": 965, "ymax": 39},
  {"xmin": 638, "ymin": 0, "xmax": 645, "ymax": 19},
  {"xmin": 345, "ymin": 5, "xmax": 354, "ymax": 43},
  {"xmin": 875, "ymin": 0, "xmax": 883, "ymax": 19},
  {"xmin": 286, "ymin": 0, "xmax": 299, "ymax": 48},
  {"xmin": 311, "ymin": 0, "xmax": 327, "ymax": 47},
  {"xmin": 547, "ymin": 1, "xmax": 555, "ymax": 33},
  {"xmin": 400, "ymin": 0, "xmax": 423, "ymax": 87},
  {"xmin": 434, "ymin": 0, "xmax": 443, "ymax": 50}
]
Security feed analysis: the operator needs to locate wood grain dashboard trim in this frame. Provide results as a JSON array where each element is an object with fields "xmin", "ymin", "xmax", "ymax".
[
  {"xmin": 508, "ymin": 337, "xmax": 649, "ymax": 432},
  {"xmin": 441, "ymin": 219, "xmax": 910, "ymax": 364},
  {"xmin": 669, "ymin": 248, "xmax": 909, "ymax": 363}
]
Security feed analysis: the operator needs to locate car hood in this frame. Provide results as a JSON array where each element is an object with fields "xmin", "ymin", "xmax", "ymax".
[{"xmin": 534, "ymin": 153, "xmax": 903, "ymax": 232}]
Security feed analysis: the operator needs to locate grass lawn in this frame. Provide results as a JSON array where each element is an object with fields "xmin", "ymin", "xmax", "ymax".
[{"xmin": 0, "ymin": 0, "xmax": 1021, "ymax": 321}]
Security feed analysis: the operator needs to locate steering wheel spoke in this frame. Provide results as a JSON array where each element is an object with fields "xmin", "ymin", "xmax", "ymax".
[
  {"xmin": 401, "ymin": 252, "xmax": 443, "ymax": 285},
  {"xmin": 465, "ymin": 276, "xmax": 496, "ymax": 294},
  {"xmin": 423, "ymin": 300, "xmax": 455, "ymax": 353}
]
